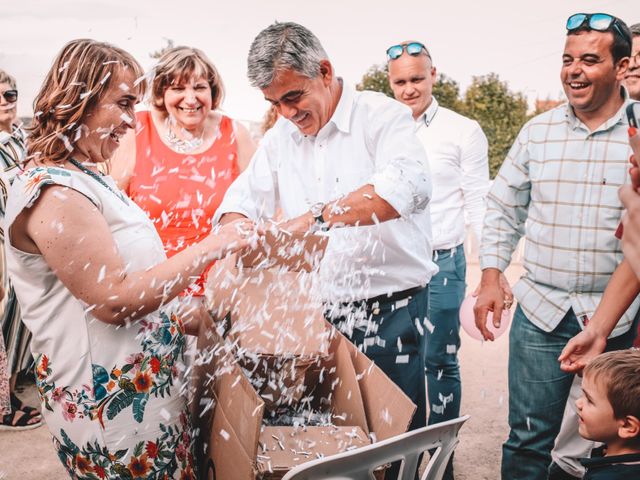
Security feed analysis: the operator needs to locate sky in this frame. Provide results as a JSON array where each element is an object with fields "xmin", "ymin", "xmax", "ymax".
[{"xmin": 1, "ymin": 0, "xmax": 638, "ymax": 122}]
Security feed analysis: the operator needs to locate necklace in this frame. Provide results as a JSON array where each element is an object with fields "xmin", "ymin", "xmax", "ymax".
[
  {"xmin": 164, "ymin": 117, "xmax": 204, "ymax": 153},
  {"xmin": 68, "ymin": 158, "xmax": 129, "ymax": 205}
]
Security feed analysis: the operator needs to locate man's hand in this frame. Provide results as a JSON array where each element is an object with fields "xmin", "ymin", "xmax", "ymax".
[
  {"xmin": 558, "ymin": 328, "xmax": 607, "ymax": 374},
  {"xmin": 473, "ymin": 268, "xmax": 509, "ymax": 341},
  {"xmin": 279, "ymin": 212, "xmax": 315, "ymax": 234}
]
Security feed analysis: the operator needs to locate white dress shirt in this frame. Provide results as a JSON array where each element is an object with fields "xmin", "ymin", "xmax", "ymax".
[
  {"xmin": 415, "ymin": 98, "xmax": 489, "ymax": 250},
  {"xmin": 216, "ymin": 83, "xmax": 438, "ymax": 302}
]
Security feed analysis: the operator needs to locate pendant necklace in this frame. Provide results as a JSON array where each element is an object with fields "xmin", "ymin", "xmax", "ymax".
[
  {"xmin": 68, "ymin": 157, "xmax": 129, "ymax": 205},
  {"xmin": 164, "ymin": 117, "xmax": 204, "ymax": 153}
]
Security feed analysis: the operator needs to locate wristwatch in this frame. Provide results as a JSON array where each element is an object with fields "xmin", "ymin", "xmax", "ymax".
[{"xmin": 310, "ymin": 202, "xmax": 327, "ymax": 229}]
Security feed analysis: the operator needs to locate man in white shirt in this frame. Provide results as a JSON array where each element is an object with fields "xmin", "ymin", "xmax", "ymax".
[
  {"xmin": 387, "ymin": 41, "xmax": 490, "ymax": 479},
  {"xmin": 215, "ymin": 22, "xmax": 438, "ymax": 432}
]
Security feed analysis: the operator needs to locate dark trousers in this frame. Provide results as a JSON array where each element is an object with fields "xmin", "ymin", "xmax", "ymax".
[
  {"xmin": 426, "ymin": 246, "xmax": 466, "ymax": 426},
  {"xmin": 325, "ymin": 287, "xmax": 429, "ymax": 431}
]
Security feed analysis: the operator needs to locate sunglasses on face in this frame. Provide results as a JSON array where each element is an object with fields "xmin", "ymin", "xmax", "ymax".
[
  {"xmin": 1, "ymin": 89, "xmax": 17, "ymax": 103},
  {"xmin": 566, "ymin": 13, "xmax": 630, "ymax": 45},
  {"xmin": 386, "ymin": 42, "xmax": 430, "ymax": 61}
]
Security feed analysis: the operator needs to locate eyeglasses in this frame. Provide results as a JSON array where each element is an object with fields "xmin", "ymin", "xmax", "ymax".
[
  {"xmin": 0, "ymin": 89, "xmax": 17, "ymax": 103},
  {"xmin": 566, "ymin": 13, "xmax": 630, "ymax": 45},
  {"xmin": 386, "ymin": 42, "xmax": 430, "ymax": 61}
]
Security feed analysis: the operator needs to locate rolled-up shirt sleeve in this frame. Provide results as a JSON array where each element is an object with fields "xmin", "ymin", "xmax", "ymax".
[
  {"xmin": 368, "ymin": 100, "xmax": 431, "ymax": 218},
  {"xmin": 213, "ymin": 134, "xmax": 278, "ymax": 224},
  {"xmin": 480, "ymin": 125, "xmax": 531, "ymax": 272}
]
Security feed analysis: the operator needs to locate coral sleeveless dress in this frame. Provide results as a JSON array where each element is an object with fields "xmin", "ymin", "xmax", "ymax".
[
  {"xmin": 4, "ymin": 166, "xmax": 195, "ymax": 478},
  {"xmin": 129, "ymin": 111, "xmax": 240, "ymax": 296}
]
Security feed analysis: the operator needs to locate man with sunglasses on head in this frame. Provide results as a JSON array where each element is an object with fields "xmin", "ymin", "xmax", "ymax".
[
  {"xmin": 216, "ymin": 22, "xmax": 437, "ymax": 434},
  {"xmin": 549, "ymin": 20, "xmax": 640, "ymax": 480},
  {"xmin": 475, "ymin": 13, "xmax": 638, "ymax": 480},
  {"xmin": 386, "ymin": 40, "xmax": 491, "ymax": 480}
]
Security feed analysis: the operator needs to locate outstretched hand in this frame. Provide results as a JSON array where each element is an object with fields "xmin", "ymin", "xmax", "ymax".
[{"xmin": 558, "ymin": 328, "xmax": 607, "ymax": 374}]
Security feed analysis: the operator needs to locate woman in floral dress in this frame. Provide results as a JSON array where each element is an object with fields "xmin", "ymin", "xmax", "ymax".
[{"xmin": 3, "ymin": 39, "xmax": 253, "ymax": 479}]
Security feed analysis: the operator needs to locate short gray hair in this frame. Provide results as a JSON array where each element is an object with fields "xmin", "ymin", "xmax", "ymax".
[
  {"xmin": 0, "ymin": 69, "xmax": 17, "ymax": 89},
  {"xmin": 247, "ymin": 22, "xmax": 328, "ymax": 89},
  {"xmin": 631, "ymin": 23, "xmax": 640, "ymax": 37}
]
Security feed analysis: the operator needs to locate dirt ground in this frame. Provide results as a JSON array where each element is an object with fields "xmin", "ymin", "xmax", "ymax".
[{"xmin": 0, "ymin": 259, "xmax": 522, "ymax": 480}]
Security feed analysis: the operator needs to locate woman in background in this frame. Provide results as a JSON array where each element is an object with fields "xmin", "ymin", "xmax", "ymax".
[
  {"xmin": 0, "ymin": 70, "xmax": 41, "ymax": 430},
  {"xmin": 112, "ymin": 46, "xmax": 255, "ymax": 301}
]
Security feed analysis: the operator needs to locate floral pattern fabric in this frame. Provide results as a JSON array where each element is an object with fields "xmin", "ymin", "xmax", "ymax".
[
  {"xmin": 3, "ymin": 167, "xmax": 195, "ymax": 478},
  {"xmin": 0, "ymin": 330, "xmax": 9, "ymax": 415}
]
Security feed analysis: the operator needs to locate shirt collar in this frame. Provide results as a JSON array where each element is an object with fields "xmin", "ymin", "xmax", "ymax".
[
  {"xmin": 290, "ymin": 78, "xmax": 352, "ymax": 143},
  {"xmin": 416, "ymin": 97, "xmax": 439, "ymax": 127},
  {"xmin": 565, "ymin": 86, "xmax": 629, "ymax": 133},
  {"xmin": 580, "ymin": 451, "xmax": 640, "ymax": 468}
]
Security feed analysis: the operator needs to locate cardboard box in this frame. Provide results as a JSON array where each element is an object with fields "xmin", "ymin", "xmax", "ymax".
[{"xmin": 192, "ymin": 232, "xmax": 416, "ymax": 479}]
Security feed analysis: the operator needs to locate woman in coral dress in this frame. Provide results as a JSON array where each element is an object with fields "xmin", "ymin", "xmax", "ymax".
[{"xmin": 112, "ymin": 46, "xmax": 255, "ymax": 299}]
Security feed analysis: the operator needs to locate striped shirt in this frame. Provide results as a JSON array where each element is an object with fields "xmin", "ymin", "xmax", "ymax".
[
  {"xmin": 0, "ymin": 124, "xmax": 25, "ymax": 239},
  {"xmin": 480, "ymin": 95, "xmax": 639, "ymax": 338}
]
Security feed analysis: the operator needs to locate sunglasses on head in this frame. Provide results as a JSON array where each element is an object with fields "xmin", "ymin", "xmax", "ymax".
[
  {"xmin": 1, "ymin": 89, "xmax": 17, "ymax": 103},
  {"xmin": 386, "ymin": 42, "xmax": 430, "ymax": 61},
  {"xmin": 566, "ymin": 13, "xmax": 630, "ymax": 44}
]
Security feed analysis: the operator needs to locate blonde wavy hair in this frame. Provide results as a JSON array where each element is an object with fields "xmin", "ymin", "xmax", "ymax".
[
  {"xmin": 151, "ymin": 46, "xmax": 225, "ymax": 113},
  {"xmin": 28, "ymin": 39, "xmax": 145, "ymax": 165}
]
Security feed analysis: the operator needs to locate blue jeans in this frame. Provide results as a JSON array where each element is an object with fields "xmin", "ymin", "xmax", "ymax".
[
  {"xmin": 502, "ymin": 306, "xmax": 637, "ymax": 479},
  {"xmin": 426, "ymin": 246, "xmax": 466, "ymax": 425},
  {"xmin": 325, "ymin": 287, "xmax": 429, "ymax": 431}
]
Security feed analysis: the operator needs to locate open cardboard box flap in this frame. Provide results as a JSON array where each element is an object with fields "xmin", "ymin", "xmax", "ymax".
[
  {"xmin": 193, "ymin": 319, "xmax": 416, "ymax": 479},
  {"xmin": 192, "ymin": 324, "xmax": 265, "ymax": 480},
  {"xmin": 194, "ymin": 231, "xmax": 416, "ymax": 478}
]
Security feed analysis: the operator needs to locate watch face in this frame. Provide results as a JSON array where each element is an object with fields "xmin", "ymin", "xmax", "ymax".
[{"xmin": 310, "ymin": 202, "xmax": 324, "ymax": 217}]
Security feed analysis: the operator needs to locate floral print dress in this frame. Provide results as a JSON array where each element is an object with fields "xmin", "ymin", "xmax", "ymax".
[{"xmin": 3, "ymin": 166, "xmax": 195, "ymax": 479}]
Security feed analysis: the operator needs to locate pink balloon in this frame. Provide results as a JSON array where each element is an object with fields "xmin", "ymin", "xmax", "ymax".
[{"xmin": 459, "ymin": 295, "xmax": 512, "ymax": 341}]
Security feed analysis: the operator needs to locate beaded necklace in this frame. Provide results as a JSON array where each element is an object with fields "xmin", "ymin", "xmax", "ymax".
[{"xmin": 68, "ymin": 158, "xmax": 129, "ymax": 205}]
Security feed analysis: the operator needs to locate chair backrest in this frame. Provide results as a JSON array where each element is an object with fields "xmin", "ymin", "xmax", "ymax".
[{"xmin": 281, "ymin": 415, "xmax": 470, "ymax": 480}]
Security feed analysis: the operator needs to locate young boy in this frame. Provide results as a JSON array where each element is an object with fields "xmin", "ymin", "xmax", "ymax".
[{"xmin": 577, "ymin": 349, "xmax": 640, "ymax": 479}]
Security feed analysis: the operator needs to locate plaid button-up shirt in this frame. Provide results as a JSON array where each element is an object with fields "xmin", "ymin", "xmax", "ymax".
[{"xmin": 480, "ymin": 95, "xmax": 639, "ymax": 337}]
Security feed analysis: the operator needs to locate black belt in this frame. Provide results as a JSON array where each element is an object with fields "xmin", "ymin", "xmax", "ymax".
[
  {"xmin": 434, "ymin": 243, "xmax": 464, "ymax": 256},
  {"xmin": 362, "ymin": 285, "xmax": 426, "ymax": 310}
]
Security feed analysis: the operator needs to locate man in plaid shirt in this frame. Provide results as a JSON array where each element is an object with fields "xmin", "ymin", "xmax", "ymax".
[{"xmin": 475, "ymin": 13, "xmax": 637, "ymax": 479}]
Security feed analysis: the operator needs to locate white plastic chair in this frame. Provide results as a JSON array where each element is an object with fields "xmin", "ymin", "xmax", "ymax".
[{"xmin": 281, "ymin": 415, "xmax": 470, "ymax": 480}]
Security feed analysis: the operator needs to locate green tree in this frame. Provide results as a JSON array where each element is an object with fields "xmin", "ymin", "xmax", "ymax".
[
  {"xmin": 432, "ymin": 74, "xmax": 461, "ymax": 112},
  {"xmin": 357, "ymin": 66, "xmax": 529, "ymax": 178},
  {"xmin": 356, "ymin": 64, "xmax": 393, "ymax": 98},
  {"xmin": 356, "ymin": 64, "xmax": 462, "ymax": 111},
  {"xmin": 150, "ymin": 38, "xmax": 175, "ymax": 60},
  {"xmin": 461, "ymin": 73, "xmax": 529, "ymax": 178}
]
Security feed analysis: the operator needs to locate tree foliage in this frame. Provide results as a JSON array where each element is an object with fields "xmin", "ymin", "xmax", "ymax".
[
  {"xmin": 357, "ymin": 65, "xmax": 530, "ymax": 177},
  {"xmin": 462, "ymin": 74, "xmax": 529, "ymax": 177},
  {"xmin": 356, "ymin": 64, "xmax": 393, "ymax": 98},
  {"xmin": 150, "ymin": 38, "xmax": 175, "ymax": 60},
  {"xmin": 356, "ymin": 64, "xmax": 462, "ymax": 111}
]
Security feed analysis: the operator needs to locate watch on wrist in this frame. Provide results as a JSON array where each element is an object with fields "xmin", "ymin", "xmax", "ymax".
[{"xmin": 310, "ymin": 202, "xmax": 327, "ymax": 229}]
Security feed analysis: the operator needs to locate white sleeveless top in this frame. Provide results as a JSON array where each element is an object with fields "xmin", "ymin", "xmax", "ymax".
[{"xmin": 3, "ymin": 165, "xmax": 195, "ymax": 478}]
